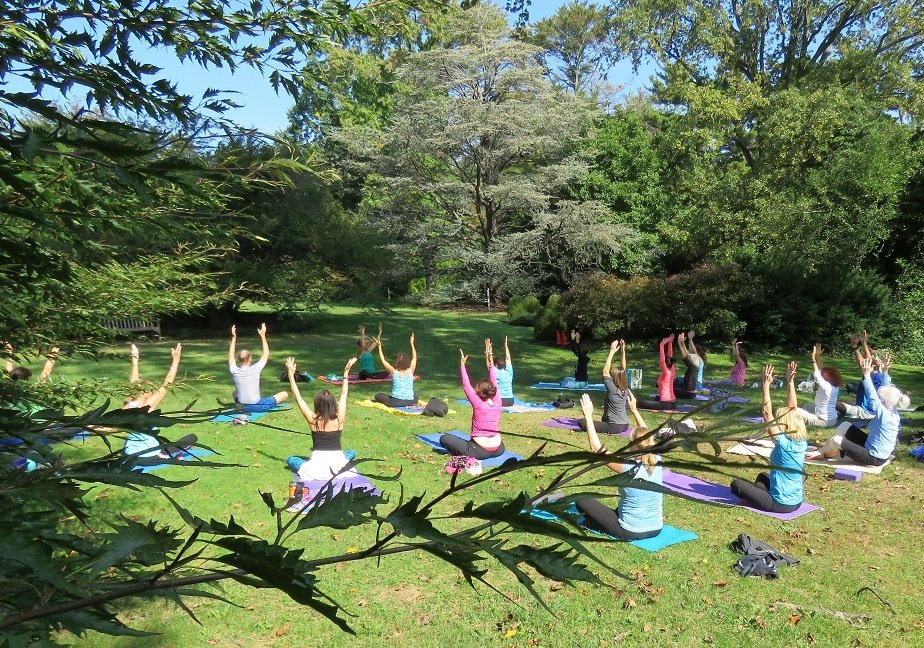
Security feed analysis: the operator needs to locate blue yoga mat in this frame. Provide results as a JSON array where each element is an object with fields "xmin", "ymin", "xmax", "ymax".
[
  {"xmin": 526, "ymin": 507, "xmax": 697, "ymax": 552},
  {"xmin": 454, "ymin": 398, "xmax": 556, "ymax": 413},
  {"xmin": 530, "ymin": 382, "xmax": 607, "ymax": 392},
  {"xmin": 415, "ymin": 431, "xmax": 522, "ymax": 467},
  {"xmin": 211, "ymin": 411, "xmax": 270, "ymax": 423},
  {"xmin": 132, "ymin": 448, "xmax": 215, "ymax": 473}
]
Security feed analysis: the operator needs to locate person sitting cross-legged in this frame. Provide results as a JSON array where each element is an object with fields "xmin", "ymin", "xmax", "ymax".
[
  {"xmin": 372, "ymin": 328, "xmax": 419, "ymax": 407},
  {"xmin": 228, "ymin": 323, "xmax": 288, "ymax": 413},
  {"xmin": 574, "ymin": 391, "xmax": 663, "ymax": 541},
  {"xmin": 796, "ymin": 343, "xmax": 840, "ymax": 428},
  {"xmin": 579, "ymin": 340, "xmax": 630, "ymax": 436},
  {"xmin": 730, "ymin": 363, "xmax": 807, "ymax": 513}
]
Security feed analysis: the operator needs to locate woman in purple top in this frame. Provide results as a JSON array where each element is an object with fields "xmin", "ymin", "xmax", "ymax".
[{"xmin": 439, "ymin": 339, "xmax": 505, "ymax": 460}]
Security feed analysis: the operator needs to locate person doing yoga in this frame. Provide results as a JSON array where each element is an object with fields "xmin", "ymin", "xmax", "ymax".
[
  {"xmin": 809, "ymin": 356, "xmax": 910, "ymax": 466},
  {"xmin": 122, "ymin": 343, "xmax": 197, "ymax": 464},
  {"xmin": 228, "ymin": 324, "xmax": 288, "ymax": 413},
  {"xmin": 439, "ymin": 341, "xmax": 505, "ymax": 460},
  {"xmin": 836, "ymin": 331, "xmax": 891, "ymax": 420},
  {"xmin": 686, "ymin": 330, "xmax": 707, "ymax": 390},
  {"xmin": 579, "ymin": 340, "xmax": 630, "ymax": 435},
  {"xmin": 796, "ymin": 343, "xmax": 840, "ymax": 427},
  {"xmin": 730, "ymin": 363, "xmax": 806, "ymax": 513},
  {"xmin": 635, "ymin": 335, "xmax": 676, "ymax": 411},
  {"xmin": 355, "ymin": 323, "xmax": 389, "ymax": 380},
  {"xmin": 575, "ymin": 392, "xmax": 663, "ymax": 540},
  {"xmin": 372, "ymin": 329, "xmax": 419, "ymax": 407},
  {"xmin": 4, "ymin": 342, "xmax": 59, "ymax": 382},
  {"xmin": 492, "ymin": 336, "xmax": 515, "ymax": 406},
  {"xmin": 710, "ymin": 338, "xmax": 747, "ymax": 386},
  {"xmin": 673, "ymin": 331, "xmax": 701, "ymax": 399},
  {"xmin": 285, "ymin": 356, "xmax": 358, "ymax": 481},
  {"xmin": 570, "ymin": 329, "xmax": 590, "ymax": 385}
]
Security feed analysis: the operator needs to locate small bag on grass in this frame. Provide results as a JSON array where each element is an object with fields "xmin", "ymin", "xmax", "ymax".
[{"xmin": 422, "ymin": 397, "xmax": 449, "ymax": 417}]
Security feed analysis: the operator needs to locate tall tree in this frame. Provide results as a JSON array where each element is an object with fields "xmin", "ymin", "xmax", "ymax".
[{"xmin": 532, "ymin": 1, "xmax": 615, "ymax": 96}]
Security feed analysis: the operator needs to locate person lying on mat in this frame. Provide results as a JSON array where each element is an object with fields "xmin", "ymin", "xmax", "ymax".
[
  {"xmin": 4, "ymin": 342, "xmax": 59, "ymax": 382},
  {"xmin": 355, "ymin": 323, "xmax": 389, "ymax": 380},
  {"xmin": 686, "ymin": 330, "xmax": 707, "ymax": 390},
  {"xmin": 635, "ymin": 335, "xmax": 676, "ymax": 411},
  {"xmin": 122, "ymin": 343, "xmax": 198, "ymax": 464},
  {"xmin": 439, "ymin": 342, "xmax": 505, "ymax": 460},
  {"xmin": 285, "ymin": 356, "xmax": 358, "ymax": 481},
  {"xmin": 372, "ymin": 329, "xmax": 418, "ymax": 407},
  {"xmin": 673, "ymin": 331, "xmax": 701, "ymax": 399},
  {"xmin": 575, "ymin": 392, "xmax": 663, "ymax": 540},
  {"xmin": 579, "ymin": 340, "xmax": 630, "ymax": 435},
  {"xmin": 808, "ymin": 356, "xmax": 910, "ymax": 466},
  {"xmin": 730, "ymin": 363, "xmax": 806, "ymax": 513},
  {"xmin": 229, "ymin": 323, "xmax": 288, "ymax": 413},
  {"xmin": 796, "ymin": 343, "xmax": 840, "ymax": 428},
  {"xmin": 492, "ymin": 336, "xmax": 515, "ymax": 407},
  {"xmin": 836, "ymin": 331, "xmax": 891, "ymax": 420},
  {"xmin": 711, "ymin": 338, "xmax": 748, "ymax": 386},
  {"xmin": 569, "ymin": 329, "xmax": 591, "ymax": 386}
]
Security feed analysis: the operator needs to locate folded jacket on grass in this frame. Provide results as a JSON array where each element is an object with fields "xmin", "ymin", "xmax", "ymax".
[
  {"xmin": 286, "ymin": 474, "xmax": 380, "ymax": 513},
  {"xmin": 455, "ymin": 398, "xmax": 556, "ymax": 413},
  {"xmin": 415, "ymin": 431, "xmax": 522, "ymax": 467},
  {"xmin": 530, "ymin": 382, "xmax": 607, "ymax": 392},
  {"xmin": 132, "ymin": 448, "xmax": 215, "ymax": 473},
  {"xmin": 661, "ymin": 470, "xmax": 821, "ymax": 520},
  {"xmin": 726, "ymin": 439, "xmax": 891, "ymax": 474},
  {"xmin": 525, "ymin": 507, "xmax": 697, "ymax": 552}
]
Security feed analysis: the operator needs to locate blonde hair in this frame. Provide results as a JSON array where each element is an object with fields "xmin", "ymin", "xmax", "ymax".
[
  {"xmin": 775, "ymin": 406, "xmax": 808, "ymax": 441},
  {"xmin": 628, "ymin": 426, "xmax": 657, "ymax": 474},
  {"xmin": 237, "ymin": 349, "xmax": 252, "ymax": 364}
]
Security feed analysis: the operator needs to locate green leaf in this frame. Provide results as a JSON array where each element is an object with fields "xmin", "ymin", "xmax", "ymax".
[{"xmin": 294, "ymin": 485, "xmax": 384, "ymax": 531}]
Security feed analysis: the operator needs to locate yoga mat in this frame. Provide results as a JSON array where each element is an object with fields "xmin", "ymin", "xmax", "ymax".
[
  {"xmin": 539, "ymin": 417, "xmax": 582, "ymax": 431},
  {"xmin": 741, "ymin": 416, "xmax": 765, "ymax": 424},
  {"xmin": 455, "ymin": 398, "xmax": 556, "ymax": 413},
  {"xmin": 211, "ymin": 411, "xmax": 269, "ymax": 423},
  {"xmin": 726, "ymin": 439, "xmax": 892, "ymax": 474},
  {"xmin": 525, "ymin": 508, "xmax": 697, "ymax": 551},
  {"xmin": 356, "ymin": 399, "xmax": 423, "ymax": 415},
  {"xmin": 530, "ymin": 382, "xmax": 607, "ymax": 392},
  {"xmin": 415, "ymin": 431, "xmax": 522, "ymax": 467},
  {"xmin": 287, "ymin": 474, "xmax": 380, "ymax": 513},
  {"xmin": 652, "ymin": 393, "xmax": 710, "ymax": 401},
  {"xmin": 636, "ymin": 403, "xmax": 696, "ymax": 414},
  {"xmin": 132, "ymin": 448, "xmax": 215, "ymax": 473},
  {"xmin": 318, "ymin": 375, "xmax": 419, "ymax": 385},
  {"xmin": 661, "ymin": 470, "xmax": 821, "ymax": 520}
]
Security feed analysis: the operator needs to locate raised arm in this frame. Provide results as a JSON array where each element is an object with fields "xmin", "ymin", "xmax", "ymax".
[
  {"xmin": 860, "ymin": 329, "xmax": 872, "ymax": 362},
  {"xmin": 579, "ymin": 393, "xmax": 624, "ymax": 473},
  {"xmin": 731, "ymin": 339, "xmax": 741, "ymax": 363},
  {"xmin": 504, "ymin": 336, "xmax": 512, "ymax": 366},
  {"xmin": 626, "ymin": 390, "xmax": 646, "ymax": 429},
  {"xmin": 459, "ymin": 350, "xmax": 477, "ymax": 403},
  {"xmin": 686, "ymin": 330, "xmax": 698, "ymax": 357},
  {"xmin": 485, "ymin": 338, "xmax": 494, "ymax": 370},
  {"xmin": 374, "ymin": 336, "xmax": 395, "ymax": 374},
  {"xmin": 658, "ymin": 337, "xmax": 669, "ymax": 372},
  {"xmin": 257, "ymin": 323, "xmax": 269, "ymax": 363},
  {"xmin": 811, "ymin": 344, "xmax": 830, "ymax": 387},
  {"xmin": 409, "ymin": 332, "xmax": 418, "ymax": 373},
  {"xmin": 4, "ymin": 342, "xmax": 13, "ymax": 374},
  {"xmin": 602, "ymin": 340, "xmax": 618, "ymax": 377},
  {"xmin": 859, "ymin": 357, "xmax": 881, "ymax": 411},
  {"xmin": 619, "ymin": 339, "xmax": 627, "ymax": 370},
  {"xmin": 676, "ymin": 332, "xmax": 689, "ymax": 359},
  {"xmin": 38, "ymin": 346, "xmax": 59, "ymax": 382},
  {"xmin": 339, "ymin": 357, "xmax": 356, "ymax": 422},
  {"xmin": 786, "ymin": 361, "xmax": 799, "ymax": 409},
  {"xmin": 228, "ymin": 326, "xmax": 237, "ymax": 369},
  {"xmin": 130, "ymin": 343, "xmax": 141, "ymax": 383},
  {"xmin": 761, "ymin": 365, "xmax": 775, "ymax": 423},
  {"xmin": 286, "ymin": 357, "xmax": 314, "ymax": 424},
  {"xmin": 880, "ymin": 352, "xmax": 893, "ymax": 385},
  {"xmin": 366, "ymin": 323, "xmax": 382, "ymax": 353},
  {"xmin": 142, "ymin": 343, "xmax": 182, "ymax": 410}
]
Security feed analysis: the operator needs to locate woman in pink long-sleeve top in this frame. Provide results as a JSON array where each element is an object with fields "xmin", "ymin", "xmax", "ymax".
[
  {"xmin": 635, "ymin": 334, "xmax": 677, "ymax": 410},
  {"xmin": 439, "ymin": 339, "xmax": 505, "ymax": 459}
]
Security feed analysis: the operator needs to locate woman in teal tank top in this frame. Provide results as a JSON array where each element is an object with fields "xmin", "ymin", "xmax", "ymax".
[
  {"xmin": 355, "ymin": 323, "xmax": 389, "ymax": 380},
  {"xmin": 373, "ymin": 329, "xmax": 419, "ymax": 407}
]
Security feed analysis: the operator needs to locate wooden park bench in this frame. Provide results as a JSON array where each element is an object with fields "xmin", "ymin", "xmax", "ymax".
[{"xmin": 102, "ymin": 317, "xmax": 162, "ymax": 339}]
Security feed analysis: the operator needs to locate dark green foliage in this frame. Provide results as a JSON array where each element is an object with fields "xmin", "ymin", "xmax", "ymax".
[
  {"xmin": 533, "ymin": 294, "xmax": 566, "ymax": 341},
  {"xmin": 506, "ymin": 295, "xmax": 543, "ymax": 326}
]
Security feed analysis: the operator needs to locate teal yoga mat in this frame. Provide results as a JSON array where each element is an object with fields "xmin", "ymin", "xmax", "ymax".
[
  {"xmin": 132, "ymin": 448, "xmax": 215, "ymax": 473},
  {"xmin": 526, "ymin": 507, "xmax": 697, "ymax": 552}
]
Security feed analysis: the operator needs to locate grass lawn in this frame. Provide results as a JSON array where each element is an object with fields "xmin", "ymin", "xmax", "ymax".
[{"xmin": 30, "ymin": 305, "xmax": 924, "ymax": 647}]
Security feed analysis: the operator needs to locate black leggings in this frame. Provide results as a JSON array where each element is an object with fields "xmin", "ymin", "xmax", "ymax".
[
  {"xmin": 839, "ymin": 424, "xmax": 889, "ymax": 466},
  {"xmin": 578, "ymin": 419, "xmax": 629, "ymax": 435},
  {"xmin": 635, "ymin": 399, "xmax": 676, "ymax": 411},
  {"xmin": 374, "ymin": 393, "xmax": 417, "ymax": 407},
  {"xmin": 576, "ymin": 498, "xmax": 661, "ymax": 540},
  {"xmin": 673, "ymin": 387, "xmax": 698, "ymax": 400},
  {"xmin": 358, "ymin": 370, "xmax": 391, "ymax": 380},
  {"xmin": 133, "ymin": 434, "xmax": 198, "ymax": 466},
  {"xmin": 730, "ymin": 472, "xmax": 800, "ymax": 513},
  {"xmin": 501, "ymin": 397, "xmax": 515, "ymax": 407},
  {"xmin": 439, "ymin": 434, "xmax": 505, "ymax": 460}
]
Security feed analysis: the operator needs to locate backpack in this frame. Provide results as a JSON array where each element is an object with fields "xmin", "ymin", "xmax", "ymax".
[
  {"xmin": 280, "ymin": 370, "xmax": 313, "ymax": 383},
  {"xmin": 422, "ymin": 397, "xmax": 449, "ymax": 417},
  {"xmin": 552, "ymin": 396, "xmax": 575, "ymax": 409},
  {"xmin": 709, "ymin": 388, "xmax": 730, "ymax": 413}
]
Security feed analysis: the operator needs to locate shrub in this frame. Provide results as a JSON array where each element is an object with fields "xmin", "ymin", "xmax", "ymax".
[
  {"xmin": 533, "ymin": 294, "xmax": 566, "ymax": 341},
  {"xmin": 506, "ymin": 295, "xmax": 542, "ymax": 326}
]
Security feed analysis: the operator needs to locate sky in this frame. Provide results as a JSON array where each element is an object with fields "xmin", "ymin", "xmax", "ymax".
[{"xmin": 139, "ymin": 1, "xmax": 654, "ymax": 134}]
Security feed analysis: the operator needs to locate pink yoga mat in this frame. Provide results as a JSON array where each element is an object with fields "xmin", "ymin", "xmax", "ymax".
[{"xmin": 661, "ymin": 470, "xmax": 820, "ymax": 520}]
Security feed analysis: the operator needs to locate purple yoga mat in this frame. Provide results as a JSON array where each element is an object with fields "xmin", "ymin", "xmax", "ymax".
[
  {"xmin": 661, "ymin": 470, "xmax": 820, "ymax": 520},
  {"xmin": 288, "ymin": 474, "xmax": 379, "ymax": 513},
  {"xmin": 539, "ymin": 417, "xmax": 582, "ymax": 430}
]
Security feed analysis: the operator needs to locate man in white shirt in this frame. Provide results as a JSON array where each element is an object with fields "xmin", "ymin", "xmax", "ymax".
[{"xmin": 229, "ymin": 323, "xmax": 288, "ymax": 412}]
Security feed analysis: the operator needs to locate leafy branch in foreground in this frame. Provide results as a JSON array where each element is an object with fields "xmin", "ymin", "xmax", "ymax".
[{"xmin": 0, "ymin": 398, "xmax": 780, "ymax": 643}]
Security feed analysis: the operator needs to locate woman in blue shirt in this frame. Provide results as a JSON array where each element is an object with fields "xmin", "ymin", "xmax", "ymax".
[
  {"xmin": 575, "ymin": 392, "xmax": 663, "ymax": 540},
  {"xmin": 811, "ymin": 356, "xmax": 910, "ymax": 466},
  {"xmin": 730, "ymin": 363, "xmax": 807, "ymax": 513},
  {"xmin": 491, "ymin": 336, "xmax": 515, "ymax": 406},
  {"xmin": 372, "ymin": 330, "xmax": 418, "ymax": 407}
]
